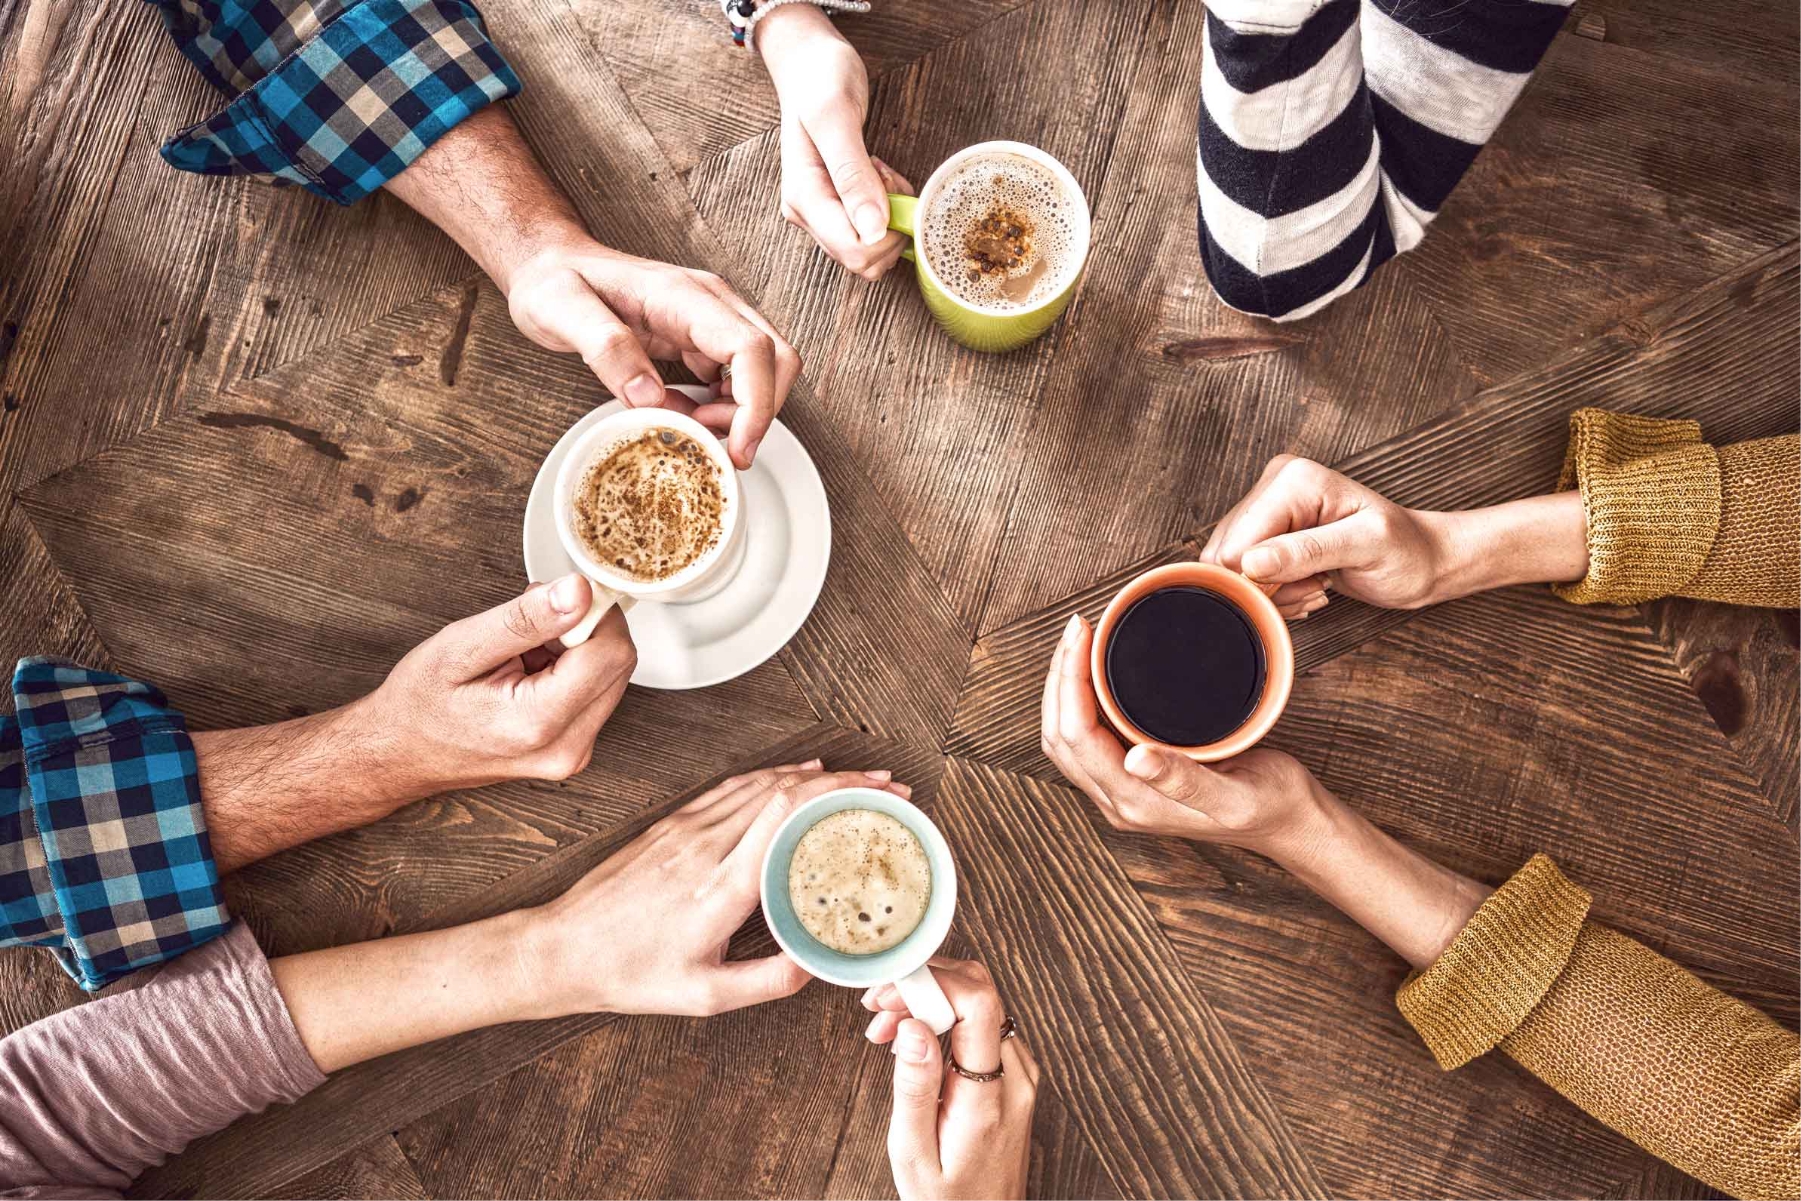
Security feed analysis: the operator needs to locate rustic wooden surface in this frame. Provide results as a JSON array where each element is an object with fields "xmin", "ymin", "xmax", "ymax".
[{"xmin": 0, "ymin": 0, "xmax": 1795, "ymax": 1195}]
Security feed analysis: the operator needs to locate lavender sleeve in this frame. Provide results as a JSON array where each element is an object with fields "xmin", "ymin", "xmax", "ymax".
[{"xmin": 0, "ymin": 923, "xmax": 325, "ymax": 1198}]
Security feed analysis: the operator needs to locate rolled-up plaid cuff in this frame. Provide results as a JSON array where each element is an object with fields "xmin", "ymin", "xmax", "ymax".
[
  {"xmin": 159, "ymin": 0, "xmax": 521, "ymax": 205},
  {"xmin": 10, "ymin": 659, "xmax": 229, "ymax": 991}
]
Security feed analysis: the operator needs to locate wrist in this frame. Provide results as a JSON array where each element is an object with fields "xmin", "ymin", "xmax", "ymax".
[
  {"xmin": 1251, "ymin": 774, "xmax": 1342, "ymax": 871},
  {"xmin": 756, "ymin": 4, "xmax": 845, "ymax": 74},
  {"xmin": 327, "ymin": 690, "xmax": 446, "ymax": 811},
  {"xmin": 1416, "ymin": 493, "xmax": 1590, "ymax": 604}
]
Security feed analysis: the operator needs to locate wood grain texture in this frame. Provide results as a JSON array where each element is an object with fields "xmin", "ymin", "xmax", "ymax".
[
  {"xmin": 1397, "ymin": 35, "xmax": 1798, "ymax": 388},
  {"xmin": 949, "ymin": 243, "xmax": 1800, "ymax": 778},
  {"xmin": 1643, "ymin": 598, "xmax": 1799, "ymax": 835},
  {"xmin": 136, "ymin": 727, "xmax": 946, "ymax": 1199},
  {"xmin": 262, "ymin": 1135, "xmax": 429, "ymax": 1201},
  {"xmin": 936, "ymin": 757, "xmax": 1328, "ymax": 1200}
]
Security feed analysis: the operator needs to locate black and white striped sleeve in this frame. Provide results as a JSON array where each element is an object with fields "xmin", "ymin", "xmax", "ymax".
[{"xmin": 1196, "ymin": 0, "xmax": 1573, "ymax": 322}]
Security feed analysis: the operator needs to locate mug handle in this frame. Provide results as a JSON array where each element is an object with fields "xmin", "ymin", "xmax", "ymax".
[
  {"xmin": 894, "ymin": 962, "xmax": 955, "ymax": 1035},
  {"xmin": 887, "ymin": 193, "xmax": 918, "ymax": 264},
  {"xmin": 558, "ymin": 580, "xmax": 633, "ymax": 649}
]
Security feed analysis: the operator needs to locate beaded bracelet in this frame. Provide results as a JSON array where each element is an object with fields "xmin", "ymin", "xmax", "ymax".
[{"xmin": 721, "ymin": 0, "xmax": 871, "ymax": 49}]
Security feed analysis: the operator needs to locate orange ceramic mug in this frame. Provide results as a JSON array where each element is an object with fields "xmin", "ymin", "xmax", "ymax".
[{"xmin": 1091, "ymin": 562, "xmax": 1294, "ymax": 762}]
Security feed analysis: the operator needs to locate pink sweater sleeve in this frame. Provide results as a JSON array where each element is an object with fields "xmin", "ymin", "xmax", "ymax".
[{"xmin": 0, "ymin": 923, "xmax": 325, "ymax": 1198}]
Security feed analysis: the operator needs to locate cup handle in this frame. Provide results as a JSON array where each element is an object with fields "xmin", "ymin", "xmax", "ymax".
[
  {"xmin": 887, "ymin": 193, "xmax": 918, "ymax": 264},
  {"xmin": 894, "ymin": 962, "xmax": 955, "ymax": 1036},
  {"xmin": 558, "ymin": 580, "xmax": 632, "ymax": 649}
]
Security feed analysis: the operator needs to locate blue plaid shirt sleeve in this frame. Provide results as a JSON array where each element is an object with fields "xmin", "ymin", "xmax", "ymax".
[
  {"xmin": 0, "ymin": 659, "xmax": 229, "ymax": 991},
  {"xmin": 145, "ymin": 0, "xmax": 522, "ymax": 205}
]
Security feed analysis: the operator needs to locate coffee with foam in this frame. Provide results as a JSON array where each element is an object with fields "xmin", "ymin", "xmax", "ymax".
[
  {"xmin": 920, "ymin": 151, "xmax": 1080, "ymax": 312},
  {"xmin": 571, "ymin": 428, "xmax": 725, "ymax": 582},
  {"xmin": 788, "ymin": 809, "xmax": 931, "ymax": 955}
]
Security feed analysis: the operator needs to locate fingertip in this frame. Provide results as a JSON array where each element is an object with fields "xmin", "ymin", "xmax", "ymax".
[
  {"xmin": 1124, "ymin": 744, "xmax": 1160, "ymax": 781},
  {"xmin": 1241, "ymin": 545, "xmax": 1278, "ymax": 581}
]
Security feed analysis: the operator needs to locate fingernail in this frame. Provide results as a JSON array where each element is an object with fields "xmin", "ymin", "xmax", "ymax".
[
  {"xmin": 895, "ymin": 1028, "xmax": 931, "ymax": 1062},
  {"xmin": 549, "ymin": 573, "xmax": 585, "ymax": 614},
  {"xmin": 1063, "ymin": 612, "xmax": 1082, "ymax": 641},
  {"xmin": 864, "ymin": 769, "xmax": 891, "ymax": 782},
  {"xmin": 853, "ymin": 203, "xmax": 886, "ymax": 245},
  {"xmin": 743, "ymin": 435, "xmax": 763, "ymax": 463},
  {"xmin": 1242, "ymin": 547, "xmax": 1275, "ymax": 580},
  {"xmin": 802, "ymin": 758, "xmax": 823, "ymax": 770},
  {"xmin": 890, "ymin": 782, "xmax": 912, "ymax": 799},
  {"xmin": 624, "ymin": 373, "xmax": 664, "ymax": 407},
  {"xmin": 1124, "ymin": 744, "xmax": 1159, "ymax": 780},
  {"xmin": 865, "ymin": 1015, "xmax": 884, "ymax": 1041},
  {"xmin": 860, "ymin": 986, "xmax": 877, "ymax": 1009}
]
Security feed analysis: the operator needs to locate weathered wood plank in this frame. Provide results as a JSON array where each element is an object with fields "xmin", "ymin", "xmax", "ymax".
[
  {"xmin": 262, "ymin": 1135, "xmax": 429, "ymax": 1201},
  {"xmin": 935, "ymin": 757, "xmax": 1327, "ymax": 1199},
  {"xmin": 1644, "ymin": 598, "xmax": 1799, "ymax": 835}
]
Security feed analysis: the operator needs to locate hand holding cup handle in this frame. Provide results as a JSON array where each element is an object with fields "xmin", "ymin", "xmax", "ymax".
[
  {"xmin": 559, "ymin": 583, "xmax": 634, "ymax": 649},
  {"xmin": 892, "ymin": 962, "xmax": 955, "ymax": 1035}
]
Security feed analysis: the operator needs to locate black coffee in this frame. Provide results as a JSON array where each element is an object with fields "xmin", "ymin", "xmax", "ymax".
[{"xmin": 1104, "ymin": 587, "xmax": 1265, "ymax": 746}]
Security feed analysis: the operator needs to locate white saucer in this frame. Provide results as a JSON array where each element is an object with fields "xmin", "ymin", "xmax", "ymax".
[{"xmin": 523, "ymin": 388, "xmax": 831, "ymax": 690}]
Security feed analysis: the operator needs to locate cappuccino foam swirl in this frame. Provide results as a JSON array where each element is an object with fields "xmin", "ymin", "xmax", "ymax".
[{"xmin": 920, "ymin": 152, "xmax": 1081, "ymax": 312}]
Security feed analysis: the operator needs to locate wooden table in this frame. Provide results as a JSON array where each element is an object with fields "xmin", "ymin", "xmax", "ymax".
[{"xmin": 1, "ymin": 0, "xmax": 1796, "ymax": 1195}]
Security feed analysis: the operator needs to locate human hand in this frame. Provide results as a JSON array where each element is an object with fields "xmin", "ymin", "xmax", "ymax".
[
  {"xmin": 357, "ymin": 574, "xmax": 636, "ymax": 793},
  {"xmin": 525, "ymin": 764, "xmax": 912, "ymax": 1018},
  {"xmin": 1040, "ymin": 612, "xmax": 1323, "ymax": 852},
  {"xmin": 862, "ymin": 958, "xmax": 1038, "ymax": 1201},
  {"xmin": 1200, "ymin": 455, "xmax": 1455, "ymax": 617},
  {"xmin": 506, "ymin": 239, "xmax": 801, "ymax": 467},
  {"xmin": 757, "ymin": 5, "xmax": 914, "ymax": 280}
]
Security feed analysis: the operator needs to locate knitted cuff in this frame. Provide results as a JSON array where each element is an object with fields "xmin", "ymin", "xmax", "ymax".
[
  {"xmin": 1551, "ymin": 409, "xmax": 1721, "ymax": 606},
  {"xmin": 1396, "ymin": 855, "xmax": 1591, "ymax": 1069},
  {"xmin": 1684, "ymin": 435, "xmax": 1800, "ymax": 608}
]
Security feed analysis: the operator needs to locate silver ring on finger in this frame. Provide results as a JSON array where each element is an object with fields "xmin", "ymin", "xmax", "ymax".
[{"xmin": 718, "ymin": 362, "xmax": 733, "ymax": 381}]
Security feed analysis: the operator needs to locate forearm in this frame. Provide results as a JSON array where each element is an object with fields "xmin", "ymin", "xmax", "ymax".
[
  {"xmin": 1419, "ymin": 491, "xmax": 1589, "ymax": 604},
  {"xmin": 192, "ymin": 696, "xmax": 426, "ymax": 874},
  {"xmin": 1262, "ymin": 792, "xmax": 1491, "ymax": 970},
  {"xmin": 382, "ymin": 102, "xmax": 588, "ymax": 293},
  {"xmin": 270, "ymin": 908, "xmax": 543, "ymax": 1074}
]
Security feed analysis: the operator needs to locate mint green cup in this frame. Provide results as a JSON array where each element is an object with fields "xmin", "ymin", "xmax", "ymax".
[
  {"xmin": 886, "ymin": 140, "xmax": 1091, "ymax": 354},
  {"xmin": 760, "ymin": 787, "xmax": 957, "ymax": 1034}
]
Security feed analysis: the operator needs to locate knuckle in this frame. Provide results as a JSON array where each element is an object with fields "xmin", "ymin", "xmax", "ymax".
[
  {"xmin": 502, "ymin": 597, "xmax": 540, "ymax": 643},
  {"xmin": 743, "ymin": 330, "xmax": 775, "ymax": 357}
]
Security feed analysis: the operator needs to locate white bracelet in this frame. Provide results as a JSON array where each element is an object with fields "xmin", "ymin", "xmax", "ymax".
[{"xmin": 721, "ymin": 0, "xmax": 871, "ymax": 49}]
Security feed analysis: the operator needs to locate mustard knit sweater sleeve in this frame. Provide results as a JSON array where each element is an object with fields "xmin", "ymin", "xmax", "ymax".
[
  {"xmin": 1396, "ymin": 856, "xmax": 1800, "ymax": 1200},
  {"xmin": 1551, "ymin": 409, "xmax": 1799, "ymax": 607}
]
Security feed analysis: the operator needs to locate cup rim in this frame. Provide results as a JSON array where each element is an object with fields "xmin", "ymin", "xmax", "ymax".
[
  {"xmin": 759, "ymin": 787, "xmax": 956, "ymax": 988},
  {"xmin": 552, "ymin": 407, "xmax": 741, "ymax": 595},
  {"xmin": 1089, "ymin": 561, "xmax": 1295, "ymax": 762},
  {"xmin": 912, "ymin": 140, "xmax": 1091, "ymax": 319}
]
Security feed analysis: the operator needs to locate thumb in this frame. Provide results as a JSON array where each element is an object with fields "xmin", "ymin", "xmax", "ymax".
[
  {"xmin": 886, "ymin": 1018, "xmax": 945, "ymax": 1173},
  {"xmin": 807, "ymin": 114, "xmax": 889, "ymax": 246},
  {"xmin": 1240, "ymin": 517, "xmax": 1369, "ymax": 585},
  {"xmin": 1124, "ymin": 744, "xmax": 1216, "ymax": 807},
  {"xmin": 434, "ymin": 574, "xmax": 593, "ymax": 679},
  {"xmin": 702, "ymin": 954, "xmax": 811, "ymax": 1015}
]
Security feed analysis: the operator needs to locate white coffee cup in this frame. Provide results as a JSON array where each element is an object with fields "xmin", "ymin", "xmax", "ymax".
[{"xmin": 552, "ymin": 407, "xmax": 747, "ymax": 648}]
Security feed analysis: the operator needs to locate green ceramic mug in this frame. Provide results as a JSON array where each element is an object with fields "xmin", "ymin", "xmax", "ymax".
[{"xmin": 887, "ymin": 140, "xmax": 1091, "ymax": 354}]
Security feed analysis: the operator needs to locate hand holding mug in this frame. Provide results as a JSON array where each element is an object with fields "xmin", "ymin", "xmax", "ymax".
[
  {"xmin": 1199, "ymin": 455, "xmax": 1466, "ymax": 616},
  {"xmin": 356, "ymin": 577, "xmax": 636, "ymax": 791},
  {"xmin": 522, "ymin": 765, "xmax": 912, "ymax": 1020},
  {"xmin": 863, "ymin": 958, "xmax": 1038, "ymax": 1201},
  {"xmin": 1042, "ymin": 612, "xmax": 1319, "ymax": 852},
  {"xmin": 506, "ymin": 240, "xmax": 800, "ymax": 468},
  {"xmin": 756, "ymin": 5, "xmax": 915, "ymax": 280}
]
